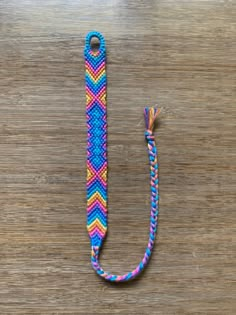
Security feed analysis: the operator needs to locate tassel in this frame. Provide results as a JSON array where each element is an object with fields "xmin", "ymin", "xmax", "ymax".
[{"xmin": 144, "ymin": 107, "xmax": 160, "ymax": 132}]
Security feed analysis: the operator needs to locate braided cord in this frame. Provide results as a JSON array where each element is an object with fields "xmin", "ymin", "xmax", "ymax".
[{"xmin": 85, "ymin": 31, "xmax": 160, "ymax": 282}]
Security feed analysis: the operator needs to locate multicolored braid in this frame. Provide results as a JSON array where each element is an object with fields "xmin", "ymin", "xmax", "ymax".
[{"xmin": 85, "ymin": 31, "xmax": 160, "ymax": 282}]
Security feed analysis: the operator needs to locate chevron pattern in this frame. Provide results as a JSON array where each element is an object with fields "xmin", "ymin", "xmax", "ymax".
[{"xmin": 85, "ymin": 31, "xmax": 107, "ymax": 247}]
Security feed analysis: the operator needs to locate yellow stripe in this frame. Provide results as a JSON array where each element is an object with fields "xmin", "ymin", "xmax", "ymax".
[
  {"xmin": 101, "ymin": 168, "xmax": 107, "ymax": 181},
  {"xmin": 87, "ymin": 219, "xmax": 107, "ymax": 233},
  {"xmin": 87, "ymin": 192, "xmax": 106, "ymax": 207},
  {"xmin": 86, "ymin": 68, "xmax": 105, "ymax": 83},
  {"xmin": 87, "ymin": 168, "xmax": 93, "ymax": 181}
]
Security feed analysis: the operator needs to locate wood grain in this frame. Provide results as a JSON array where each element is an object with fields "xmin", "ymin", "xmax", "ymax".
[{"xmin": 0, "ymin": 0, "xmax": 235, "ymax": 314}]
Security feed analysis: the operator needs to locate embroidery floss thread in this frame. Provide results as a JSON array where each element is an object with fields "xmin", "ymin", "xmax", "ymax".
[{"xmin": 84, "ymin": 31, "xmax": 160, "ymax": 282}]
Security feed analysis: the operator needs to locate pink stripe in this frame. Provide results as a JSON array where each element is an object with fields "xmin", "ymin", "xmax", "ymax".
[
  {"xmin": 89, "ymin": 228, "xmax": 105, "ymax": 238},
  {"xmin": 87, "ymin": 176, "xmax": 107, "ymax": 188},
  {"xmin": 86, "ymin": 87, "xmax": 106, "ymax": 109},
  {"xmin": 86, "ymin": 61, "xmax": 105, "ymax": 76},
  {"xmin": 87, "ymin": 200, "xmax": 107, "ymax": 214}
]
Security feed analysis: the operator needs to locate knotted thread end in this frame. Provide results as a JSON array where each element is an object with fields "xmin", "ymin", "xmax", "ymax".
[{"xmin": 144, "ymin": 107, "xmax": 160, "ymax": 132}]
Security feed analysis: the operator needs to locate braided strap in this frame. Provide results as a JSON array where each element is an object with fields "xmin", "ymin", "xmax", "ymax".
[{"xmin": 85, "ymin": 31, "xmax": 160, "ymax": 282}]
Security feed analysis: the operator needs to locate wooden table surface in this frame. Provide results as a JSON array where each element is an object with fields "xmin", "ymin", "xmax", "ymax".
[{"xmin": 0, "ymin": 1, "xmax": 235, "ymax": 314}]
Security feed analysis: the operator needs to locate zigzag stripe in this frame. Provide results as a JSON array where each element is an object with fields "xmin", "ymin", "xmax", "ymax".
[
  {"xmin": 89, "ymin": 226, "xmax": 107, "ymax": 239},
  {"xmin": 85, "ymin": 64, "xmax": 105, "ymax": 79},
  {"xmin": 87, "ymin": 204, "xmax": 107, "ymax": 218},
  {"xmin": 87, "ymin": 176, "xmax": 106, "ymax": 189},
  {"xmin": 85, "ymin": 54, "xmax": 104, "ymax": 67},
  {"xmin": 86, "ymin": 70, "xmax": 105, "ymax": 81},
  {"xmin": 87, "ymin": 184, "xmax": 107, "ymax": 201},
  {"xmin": 87, "ymin": 216, "xmax": 107, "ymax": 228},
  {"xmin": 85, "ymin": 73, "xmax": 106, "ymax": 88},
  {"xmin": 87, "ymin": 215, "xmax": 107, "ymax": 229},
  {"xmin": 87, "ymin": 192, "xmax": 106, "ymax": 209},
  {"xmin": 85, "ymin": 59, "xmax": 105, "ymax": 72},
  {"xmin": 87, "ymin": 209, "xmax": 107, "ymax": 225},
  {"xmin": 86, "ymin": 72, "xmax": 106, "ymax": 85},
  {"xmin": 87, "ymin": 180, "xmax": 107, "ymax": 195},
  {"xmin": 87, "ymin": 218, "xmax": 106, "ymax": 232}
]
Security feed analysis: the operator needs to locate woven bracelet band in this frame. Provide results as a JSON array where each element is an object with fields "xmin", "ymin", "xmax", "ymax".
[{"xmin": 84, "ymin": 31, "xmax": 160, "ymax": 282}]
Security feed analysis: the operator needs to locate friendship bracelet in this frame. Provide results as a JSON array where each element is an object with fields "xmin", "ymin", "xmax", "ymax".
[{"xmin": 84, "ymin": 31, "xmax": 160, "ymax": 282}]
